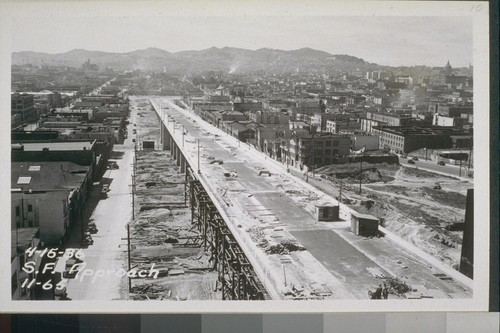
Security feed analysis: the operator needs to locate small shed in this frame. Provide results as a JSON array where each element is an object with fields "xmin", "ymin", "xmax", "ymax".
[
  {"xmin": 351, "ymin": 211, "xmax": 379, "ymax": 237},
  {"xmin": 315, "ymin": 205, "xmax": 340, "ymax": 221},
  {"xmin": 143, "ymin": 140, "xmax": 155, "ymax": 150}
]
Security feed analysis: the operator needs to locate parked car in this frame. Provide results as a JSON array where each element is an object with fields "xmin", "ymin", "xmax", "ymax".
[
  {"xmin": 411, "ymin": 156, "xmax": 419, "ymax": 161},
  {"xmin": 437, "ymin": 161, "xmax": 446, "ymax": 166},
  {"xmin": 108, "ymin": 161, "xmax": 119, "ymax": 169},
  {"xmin": 101, "ymin": 184, "xmax": 110, "ymax": 193},
  {"xmin": 407, "ymin": 160, "xmax": 415, "ymax": 165},
  {"xmin": 82, "ymin": 235, "xmax": 93, "ymax": 246},
  {"xmin": 87, "ymin": 222, "xmax": 98, "ymax": 234}
]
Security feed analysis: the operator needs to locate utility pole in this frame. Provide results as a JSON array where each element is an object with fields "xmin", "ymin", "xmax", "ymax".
[
  {"xmin": 359, "ymin": 160, "xmax": 363, "ymax": 195},
  {"xmin": 131, "ymin": 175, "xmax": 135, "ymax": 218},
  {"xmin": 459, "ymin": 150, "xmax": 463, "ymax": 177},
  {"xmin": 468, "ymin": 145, "xmax": 472, "ymax": 170},
  {"xmin": 197, "ymin": 140, "xmax": 201, "ymax": 174},
  {"xmin": 339, "ymin": 178, "xmax": 342, "ymax": 203},
  {"xmin": 359, "ymin": 147, "xmax": 366, "ymax": 195},
  {"xmin": 132, "ymin": 142, "xmax": 137, "ymax": 218},
  {"xmin": 283, "ymin": 264, "xmax": 287, "ymax": 287},
  {"xmin": 311, "ymin": 134, "xmax": 315, "ymax": 181},
  {"xmin": 127, "ymin": 223, "xmax": 132, "ymax": 293},
  {"xmin": 286, "ymin": 139, "xmax": 290, "ymax": 173}
]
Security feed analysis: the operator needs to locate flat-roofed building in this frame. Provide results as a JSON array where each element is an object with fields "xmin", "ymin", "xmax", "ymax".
[
  {"xmin": 12, "ymin": 93, "xmax": 37, "ymax": 127},
  {"xmin": 372, "ymin": 126, "xmax": 472, "ymax": 154},
  {"xmin": 249, "ymin": 110, "xmax": 290, "ymax": 125},
  {"xmin": 289, "ymin": 133, "xmax": 351, "ymax": 168},
  {"xmin": 11, "ymin": 161, "xmax": 92, "ymax": 245},
  {"xmin": 12, "ymin": 141, "xmax": 97, "ymax": 167}
]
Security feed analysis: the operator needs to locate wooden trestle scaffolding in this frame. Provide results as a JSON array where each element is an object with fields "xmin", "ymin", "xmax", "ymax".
[{"xmin": 185, "ymin": 166, "xmax": 270, "ymax": 300}]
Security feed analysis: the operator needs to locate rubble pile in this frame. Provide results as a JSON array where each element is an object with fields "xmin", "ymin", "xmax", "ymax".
[
  {"xmin": 384, "ymin": 277, "xmax": 413, "ymax": 295},
  {"xmin": 130, "ymin": 283, "xmax": 171, "ymax": 300},
  {"xmin": 265, "ymin": 240, "xmax": 306, "ymax": 255},
  {"xmin": 283, "ymin": 283, "xmax": 333, "ymax": 300}
]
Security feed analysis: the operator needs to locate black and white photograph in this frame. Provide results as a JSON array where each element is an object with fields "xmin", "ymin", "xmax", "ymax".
[{"xmin": 0, "ymin": 0, "xmax": 491, "ymax": 312}]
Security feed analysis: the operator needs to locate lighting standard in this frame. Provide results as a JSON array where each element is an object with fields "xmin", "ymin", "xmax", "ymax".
[
  {"xmin": 286, "ymin": 139, "xmax": 290, "ymax": 173},
  {"xmin": 359, "ymin": 146, "xmax": 366, "ymax": 195},
  {"xmin": 459, "ymin": 150, "xmax": 463, "ymax": 177},
  {"xmin": 182, "ymin": 125, "xmax": 185, "ymax": 148},
  {"xmin": 197, "ymin": 140, "xmax": 201, "ymax": 174},
  {"xmin": 125, "ymin": 223, "xmax": 132, "ymax": 294}
]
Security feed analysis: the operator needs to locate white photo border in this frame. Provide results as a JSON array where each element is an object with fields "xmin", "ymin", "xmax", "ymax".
[{"xmin": 0, "ymin": 0, "xmax": 490, "ymax": 313}]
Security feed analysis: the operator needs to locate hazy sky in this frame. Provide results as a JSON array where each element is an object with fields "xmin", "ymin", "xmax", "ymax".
[{"xmin": 12, "ymin": 15, "xmax": 472, "ymax": 67}]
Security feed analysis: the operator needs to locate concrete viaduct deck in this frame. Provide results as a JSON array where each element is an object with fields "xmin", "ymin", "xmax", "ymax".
[{"xmin": 149, "ymin": 97, "xmax": 472, "ymax": 301}]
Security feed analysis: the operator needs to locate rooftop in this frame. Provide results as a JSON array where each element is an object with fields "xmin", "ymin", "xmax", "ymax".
[
  {"xmin": 373, "ymin": 126, "xmax": 472, "ymax": 136},
  {"xmin": 11, "ymin": 161, "xmax": 90, "ymax": 192},
  {"xmin": 13, "ymin": 140, "xmax": 95, "ymax": 151}
]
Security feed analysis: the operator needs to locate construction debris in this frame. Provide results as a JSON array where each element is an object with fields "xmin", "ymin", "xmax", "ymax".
[
  {"xmin": 127, "ymin": 97, "xmax": 221, "ymax": 300},
  {"xmin": 265, "ymin": 240, "xmax": 306, "ymax": 255}
]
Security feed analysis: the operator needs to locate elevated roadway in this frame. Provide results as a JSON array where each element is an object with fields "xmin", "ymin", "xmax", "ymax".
[{"xmin": 150, "ymin": 97, "xmax": 472, "ymax": 300}]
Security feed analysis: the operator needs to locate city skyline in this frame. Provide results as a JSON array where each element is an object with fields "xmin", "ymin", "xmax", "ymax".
[{"xmin": 11, "ymin": 15, "xmax": 472, "ymax": 68}]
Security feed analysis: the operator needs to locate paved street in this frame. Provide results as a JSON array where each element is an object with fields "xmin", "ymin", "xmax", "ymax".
[
  {"xmin": 66, "ymin": 109, "xmax": 135, "ymax": 300},
  {"xmin": 399, "ymin": 157, "xmax": 473, "ymax": 180}
]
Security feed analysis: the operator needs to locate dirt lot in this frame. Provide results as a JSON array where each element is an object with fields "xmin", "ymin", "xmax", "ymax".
[
  {"xmin": 315, "ymin": 162, "xmax": 472, "ymax": 269},
  {"xmin": 128, "ymin": 97, "xmax": 221, "ymax": 300}
]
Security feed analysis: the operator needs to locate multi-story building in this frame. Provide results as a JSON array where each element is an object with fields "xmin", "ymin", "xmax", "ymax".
[
  {"xmin": 350, "ymin": 134, "xmax": 380, "ymax": 151},
  {"xmin": 325, "ymin": 119, "xmax": 361, "ymax": 134},
  {"xmin": 223, "ymin": 121, "xmax": 262, "ymax": 142},
  {"xmin": 11, "ymin": 227, "xmax": 40, "ymax": 300},
  {"xmin": 311, "ymin": 113, "xmax": 350, "ymax": 132},
  {"xmin": 11, "ymin": 93, "xmax": 37, "ymax": 128},
  {"xmin": 233, "ymin": 101, "xmax": 262, "ymax": 112},
  {"xmin": 296, "ymin": 100, "xmax": 320, "ymax": 115},
  {"xmin": 255, "ymin": 125, "xmax": 292, "ymax": 153},
  {"xmin": 360, "ymin": 111, "xmax": 414, "ymax": 133},
  {"xmin": 15, "ymin": 90, "xmax": 62, "ymax": 117},
  {"xmin": 395, "ymin": 76, "xmax": 414, "ymax": 88},
  {"xmin": 249, "ymin": 110, "xmax": 290, "ymax": 125},
  {"xmin": 436, "ymin": 105, "xmax": 473, "ymax": 118},
  {"xmin": 287, "ymin": 133, "xmax": 351, "ymax": 168},
  {"xmin": 11, "ymin": 161, "xmax": 93, "ymax": 245},
  {"xmin": 372, "ymin": 126, "xmax": 472, "ymax": 154}
]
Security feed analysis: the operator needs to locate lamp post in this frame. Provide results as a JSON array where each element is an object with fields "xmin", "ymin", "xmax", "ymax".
[
  {"xmin": 126, "ymin": 223, "xmax": 132, "ymax": 294},
  {"xmin": 459, "ymin": 150, "xmax": 463, "ymax": 177},
  {"xmin": 197, "ymin": 140, "xmax": 201, "ymax": 174},
  {"xmin": 339, "ymin": 178, "xmax": 343, "ymax": 203},
  {"xmin": 359, "ymin": 146, "xmax": 366, "ymax": 195},
  {"xmin": 286, "ymin": 139, "xmax": 290, "ymax": 173},
  {"xmin": 359, "ymin": 159, "xmax": 363, "ymax": 195}
]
